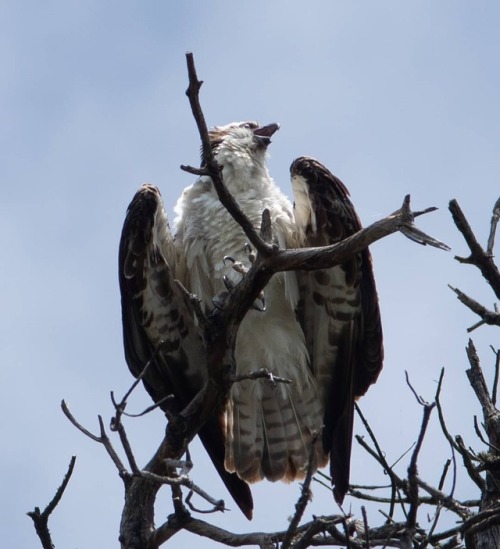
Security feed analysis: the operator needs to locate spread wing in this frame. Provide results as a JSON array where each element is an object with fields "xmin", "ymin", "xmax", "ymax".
[
  {"xmin": 290, "ymin": 157, "xmax": 383, "ymax": 504},
  {"xmin": 118, "ymin": 184, "xmax": 253, "ymax": 519}
]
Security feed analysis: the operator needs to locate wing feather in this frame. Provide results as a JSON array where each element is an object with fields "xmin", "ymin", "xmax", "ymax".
[
  {"xmin": 290, "ymin": 157, "xmax": 383, "ymax": 504},
  {"xmin": 118, "ymin": 184, "xmax": 253, "ymax": 519}
]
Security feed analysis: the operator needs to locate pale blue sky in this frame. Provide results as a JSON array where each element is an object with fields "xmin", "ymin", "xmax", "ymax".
[{"xmin": 2, "ymin": 2, "xmax": 499, "ymax": 548}]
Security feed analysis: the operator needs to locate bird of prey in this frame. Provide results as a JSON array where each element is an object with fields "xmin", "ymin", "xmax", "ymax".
[{"xmin": 118, "ymin": 121, "xmax": 383, "ymax": 519}]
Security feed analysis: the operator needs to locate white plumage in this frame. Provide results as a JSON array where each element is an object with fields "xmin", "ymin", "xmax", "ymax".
[{"xmin": 174, "ymin": 122, "xmax": 326, "ymax": 482}]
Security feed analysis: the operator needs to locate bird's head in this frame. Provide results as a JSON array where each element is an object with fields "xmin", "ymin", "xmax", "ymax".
[{"xmin": 206, "ymin": 121, "xmax": 280, "ymax": 172}]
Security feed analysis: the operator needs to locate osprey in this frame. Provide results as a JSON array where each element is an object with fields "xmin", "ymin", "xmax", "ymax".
[{"xmin": 119, "ymin": 121, "xmax": 383, "ymax": 520}]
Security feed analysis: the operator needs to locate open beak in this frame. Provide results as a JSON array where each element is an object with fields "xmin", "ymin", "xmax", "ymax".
[{"xmin": 253, "ymin": 123, "xmax": 280, "ymax": 146}]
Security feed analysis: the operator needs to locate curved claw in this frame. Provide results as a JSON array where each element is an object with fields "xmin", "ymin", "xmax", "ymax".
[
  {"xmin": 251, "ymin": 295, "xmax": 266, "ymax": 312},
  {"xmin": 223, "ymin": 275, "xmax": 235, "ymax": 292},
  {"xmin": 244, "ymin": 243, "xmax": 256, "ymax": 264},
  {"xmin": 223, "ymin": 256, "xmax": 236, "ymax": 266}
]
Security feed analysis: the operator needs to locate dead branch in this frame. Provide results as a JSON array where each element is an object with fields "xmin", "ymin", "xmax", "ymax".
[
  {"xmin": 183, "ymin": 52, "xmax": 273, "ymax": 258},
  {"xmin": 416, "ymin": 477, "xmax": 473, "ymax": 519},
  {"xmin": 453, "ymin": 435, "xmax": 485, "ymax": 493},
  {"xmin": 61, "ymin": 400, "xmax": 129, "ymax": 476},
  {"xmin": 487, "ymin": 197, "xmax": 500, "ymax": 256},
  {"xmin": 282, "ymin": 433, "xmax": 320, "ymax": 549},
  {"xmin": 355, "ymin": 403, "xmax": 408, "ymax": 520},
  {"xmin": 230, "ymin": 368, "xmax": 293, "ymax": 384},
  {"xmin": 466, "ymin": 339, "xmax": 500, "ymax": 450},
  {"xmin": 435, "ymin": 369, "xmax": 462, "ymax": 464},
  {"xmin": 406, "ymin": 398, "xmax": 435, "ymax": 529},
  {"xmin": 349, "ymin": 480, "xmax": 474, "ymax": 520},
  {"xmin": 158, "ymin": 513, "xmax": 415, "ymax": 548},
  {"xmin": 449, "ymin": 199, "xmax": 500, "ymax": 300},
  {"xmin": 361, "ymin": 506, "xmax": 370, "ymax": 549},
  {"xmin": 448, "ymin": 285, "xmax": 500, "ymax": 331},
  {"xmin": 28, "ymin": 456, "xmax": 76, "ymax": 549}
]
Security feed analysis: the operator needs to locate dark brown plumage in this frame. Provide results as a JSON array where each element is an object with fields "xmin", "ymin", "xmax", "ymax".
[
  {"xmin": 119, "ymin": 184, "xmax": 253, "ymax": 519},
  {"xmin": 291, "ymin": 157, "xmax": 383, "ymax": 503}
]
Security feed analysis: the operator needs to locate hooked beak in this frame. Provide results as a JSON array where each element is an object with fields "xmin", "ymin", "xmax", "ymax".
[{"xmin": 253, "ymin": 123, "xmax": 280, "ymax": 146}]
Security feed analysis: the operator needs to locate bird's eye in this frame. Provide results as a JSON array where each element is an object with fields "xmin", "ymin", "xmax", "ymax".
[{"xmin": 240, "ymin": 122, "xmax": 257, "ymax": 130}]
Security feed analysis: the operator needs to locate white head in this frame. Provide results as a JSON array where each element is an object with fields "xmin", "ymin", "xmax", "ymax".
[{"xmin": 207, "ymin": 121, "xmax": 280, "ymax": 175}]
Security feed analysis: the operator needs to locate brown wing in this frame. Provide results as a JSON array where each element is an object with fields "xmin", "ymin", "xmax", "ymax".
[
  {"xmin": 118, "ymin": 184, "xmax": 253, "ymax": 519},
  {"xmin": 290, "ymin": 157, "xmax": 383, "ymax": 504}
]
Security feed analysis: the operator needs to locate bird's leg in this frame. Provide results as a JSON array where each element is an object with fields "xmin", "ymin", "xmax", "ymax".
[{"xmin": 222, "ymin": 245, "xmax": 266, "ymax": 311}]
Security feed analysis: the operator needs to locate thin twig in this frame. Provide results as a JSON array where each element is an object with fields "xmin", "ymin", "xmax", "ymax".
[
  {"xmin": 448, "ymin": 285, "xmax": 500, "ymax": 331},
  {"xmin": 184, "ymin": 52, "xmax": 272, "ymax": 257},
  {"xmin": 487, "ymin": 197, "xmax": 500, "ymax": 256},
  {"xmin": 405, "ymin": 371, "xmax": 429, "ymax": 406},
  {"xmin": 282, "ymin": 433, "xmax": 320, "ymax": 549},
  {"xmin": 61, "ymin": 399, "xmax": 101, "ymax": 443},
  {"xmin": 114, "ymin": 420, "xmax": 140, "ymax": 474},
  {"xmin": 420, "ymin": 502, "xmax": 444, "ymax": 549},
  {"xmin": 434, "ymin": 369, "xmax": 460, "ymax": 507},
  {"xmin": 340, "ymin": 518, "xmax": 353, "ymax": 549},
  {"xmin": 416, "ymin": 477, "xmax": 472, "ymax": 520},
  {"xmin": 491, "ymin": 345, "xmax": 500, "ymax": 406},
  {"xmin": 349, "ymin": 489, "xmax": 404, "ymax": 505},
  {"xmin": 356, "ymin": 404, "xmax": 406, "ymax": 520},
  {"xmin": 438, "ymin": 459, "xmax": 451, "ymax": 491},
  {"xmin": 473, "ymin": 415, "xmax": 500, "ymax": 453},
  {"xmin": 230, "ymin": 368, "xmax": 293, "ymax": 384},
  {"xmin": 406, "ymin": 398, "xmax": 436, "ymax": 529},
  {"xmin": 185, "ymin": 490, "xmax": 226, "ymax": 515},
  {"xmin": 112, "ymin": 395, "xmax": 174, "ymax": 419},
  {"xmin": 27, "ymin": 456, "xmax": 77, "ymax": 549},
  {"xmin": 110, "ymin": 341, "xmax": 175, "ymax": 428},
  {"xmin": 61, "ymin": 401, "xmax": 128, "ymax": 476},
  {"xmin": 361, "ymin": 506, "xmax": 370, "ymax": 549}
]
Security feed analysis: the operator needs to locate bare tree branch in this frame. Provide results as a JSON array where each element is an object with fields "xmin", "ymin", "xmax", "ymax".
[
  {"xmin": 406, "ymin": 398, "xmax": 435, "ymax": 529},
  {"xmin": 282, "ymin": 433, "xmax": 321, "ymax": 549},
  {"xmin": 184, "ymin": 51, "xmax": 273, "ymax": 258},
  {"xmin": 466, "ymin": 339, "xmax": 500, "ymax": 449},
  {"xmin": 448, "ymin": 285, "xmax": 500, "ymax": 331},
  {"xmin": 449, "ymin": 198, "xmax": 500, "ymax": 300},
  {"xmin": 356, "ymin": 403, "xmax": 408, "ymax": 520},
  {"xmin": 487, "ymin": 197, "xmax": 500, "ymax": 256},
  {"xmin": 61, "ymin": 401, "xmax": 129, "ymax": 477},
  {"xmin": 491, "ymin": 346, "xmax": 500, "ymax": 406},
  {"xmin": 28, "ymin": 456, "xmax": 76, "ymax": 549},
  {"xmin": 230, "ymin": 368, "xmax": 293, "ymax": 385}
]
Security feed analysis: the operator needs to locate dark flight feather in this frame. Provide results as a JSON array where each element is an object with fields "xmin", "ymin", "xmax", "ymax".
[
  {"xmin": 118, "ymin": 184, "xmax": 253, "ymax": 519},
  {"xmin": 291, "ymin": 157, "xmax": 383, "ymax": 504}
]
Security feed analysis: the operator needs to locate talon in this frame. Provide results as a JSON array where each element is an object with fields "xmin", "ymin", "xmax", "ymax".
[
  {"xmin": 233, "ymin": 262, "xmax": 247, "ymax": 275},
  {"xmin": 223, "ymin": 275, "xmax": 235, "ymax": 292},
  {"xmin": 251, "ymin": 293, "xmax": 266, "ymax": 312},
  {"xmin": 221, "ymin": 246, "xmax": 263, "ymax": 309},
  {"xmin": 244, "ymin": 243, "xmax": 256, "ymax": 264}
]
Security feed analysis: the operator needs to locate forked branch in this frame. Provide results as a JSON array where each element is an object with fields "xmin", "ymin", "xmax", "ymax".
[{"xmin": 27, "ymin": 456, "xmax": 76, "ymax": 549}]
